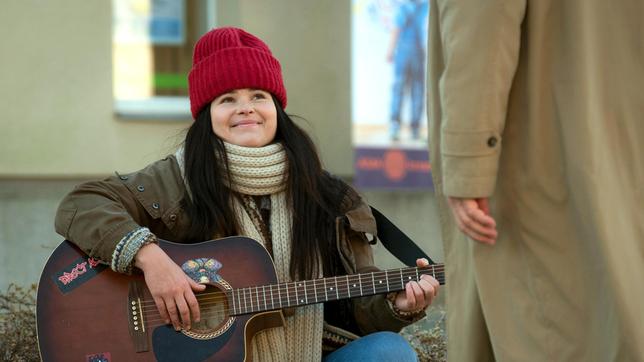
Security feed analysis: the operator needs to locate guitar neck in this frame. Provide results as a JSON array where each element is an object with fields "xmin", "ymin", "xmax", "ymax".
[{"xmin": 225, "ymin": 264, "xmax": 445, "ymax": 316}]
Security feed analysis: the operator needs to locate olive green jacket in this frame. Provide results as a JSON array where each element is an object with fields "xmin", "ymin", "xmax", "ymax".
[{"xmin": 55, "ymin": 154, "xmax": 420, "ymax": 335}]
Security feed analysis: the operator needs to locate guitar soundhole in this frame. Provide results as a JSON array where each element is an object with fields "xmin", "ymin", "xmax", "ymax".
[{"xmin": 181, "ymin": 282, "xmax": 235, "ymax": 340}]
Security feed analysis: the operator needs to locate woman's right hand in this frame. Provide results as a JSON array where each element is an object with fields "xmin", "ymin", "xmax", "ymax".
[{"xmin": 134, "ymin": 243, "xmax": 206, "ymax": 331}]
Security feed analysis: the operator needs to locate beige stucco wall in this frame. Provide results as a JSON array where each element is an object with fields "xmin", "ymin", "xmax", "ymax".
[
  {"xmin": 0, "ymin": 0, "xmax": 351, "ymax": 177},
  {"xmin": 232, "ymin": 1, "xmax": 353, "ymax": 176},
  {"xmin": 0, "ymin": 1, "xmax": 182, "ymax": 176}
]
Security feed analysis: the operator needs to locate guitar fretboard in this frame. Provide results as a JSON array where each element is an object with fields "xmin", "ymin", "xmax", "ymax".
[{"xmin": 225, "ymin": 265, "xmax": 444, "ymax": 316}]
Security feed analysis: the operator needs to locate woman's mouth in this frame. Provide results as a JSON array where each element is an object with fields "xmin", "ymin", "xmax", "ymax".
[{"xmin": 232, "ymin": 120, "xmax": 261, "ymax": 127}]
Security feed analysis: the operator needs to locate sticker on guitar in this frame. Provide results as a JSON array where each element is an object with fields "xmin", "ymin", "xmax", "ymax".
[
  {"xmin": 52, "ymin": 256, "xmax": 108, "ymax": 294},
  {"xmin": 86, "ymin": 352, "xmax": 111, "ymax": 362},
  {"xmin": 181, "ymin": 258, "xmax": 223, "ymax": 284}
]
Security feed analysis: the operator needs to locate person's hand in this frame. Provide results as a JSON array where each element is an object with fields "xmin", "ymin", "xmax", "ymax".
[
  {"xmin": 394, "ymin": 258, "xmax": 440, "ymax": 312},
  {"xmin": 134, "ymin": 243, "xmax": 206, "ymax": 331},
  {"xmin": 447, "ymin": 197, "xmax": 497, "ymax": 245}
]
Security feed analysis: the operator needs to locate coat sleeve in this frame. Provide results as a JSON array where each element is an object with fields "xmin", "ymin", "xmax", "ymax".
[
  {"xmin": 348, "ymin": 229, "xmax": 425, "ymax": 334},
  {"xmin": 434, "ymin": 0, "xmax": 526, "ymax": 197},
  {"xmin": 54, "ymin": 175, "xmax": 158, "ymax": 266},
  {"xmin": 340, "ymin": 200, "xmax": 423, "ymax": 334},
  {"xmin": 54, "ymin": 158, "xmax": 179, "ymax": 267}
]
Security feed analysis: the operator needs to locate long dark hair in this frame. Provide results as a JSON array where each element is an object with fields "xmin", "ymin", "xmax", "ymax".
[{"xmin": 181, "ymin": 96, "xmax": 346, "ymax": 280}]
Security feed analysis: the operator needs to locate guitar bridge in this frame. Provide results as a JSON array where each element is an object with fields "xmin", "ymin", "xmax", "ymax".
[{"xmin": 128, "ymin": 281, "xmax": 149, "ymax": 352}]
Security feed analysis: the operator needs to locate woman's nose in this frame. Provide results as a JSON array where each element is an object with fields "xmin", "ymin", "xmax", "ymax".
[{"xmin": 237, "ymin": 100, "xmax": 254, "ymax": 114}]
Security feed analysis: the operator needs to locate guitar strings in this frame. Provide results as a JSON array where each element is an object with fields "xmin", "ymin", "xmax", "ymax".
[
  {"xmin": 139, "ymin": 274, "xmax": 446, "ymax": 326},
  {"xmin": 133, "ymin": 270, "xmax": 445, "ymax": 323},
  {"xmin": 139, "ymin": 275, "xmax": 446, "ymax": 327},
  {"xmin": 135, "ymin": 267, "xmax": 445, "ymax": 312},
  {"xmin": 137, "ymin": 276, "xmax": 447, "ymax": 321},
  {"xmin": 135, "ymin": 268, "xmax": 445, "ymax": 313}
]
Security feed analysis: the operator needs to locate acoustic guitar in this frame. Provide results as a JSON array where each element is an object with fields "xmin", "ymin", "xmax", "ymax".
[{"xmin": 37, "ymin": 236, "xmax": 444, "ymax": 361}]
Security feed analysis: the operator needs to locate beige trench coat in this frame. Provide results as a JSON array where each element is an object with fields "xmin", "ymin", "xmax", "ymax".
[{"xmin": 427, "ymin": 0, "xmax": 644, "ymax": 361}]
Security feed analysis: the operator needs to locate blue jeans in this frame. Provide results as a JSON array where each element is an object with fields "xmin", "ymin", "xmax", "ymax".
[
  {"xmin": 390, "ymin": 47, "xmax": 426, "ymax": 138},
  {"xmin": 323, "ymin": 331, "xmax": 418, "ymax": 362}
]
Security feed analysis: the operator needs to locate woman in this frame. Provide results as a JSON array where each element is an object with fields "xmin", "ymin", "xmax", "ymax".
[{"xmin": 55, "ymin": 27, "xmax": 438, "ymax": 361}]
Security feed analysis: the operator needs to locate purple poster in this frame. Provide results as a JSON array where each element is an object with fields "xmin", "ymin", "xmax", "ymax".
[{"xmin": 352, "ymin": 0, "xmax": 432, "ymax": 189}]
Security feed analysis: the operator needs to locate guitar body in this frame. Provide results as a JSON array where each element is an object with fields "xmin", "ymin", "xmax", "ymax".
[{"xmin": 37, "ymin": 237, "xmax": 284, "ymax": 362}]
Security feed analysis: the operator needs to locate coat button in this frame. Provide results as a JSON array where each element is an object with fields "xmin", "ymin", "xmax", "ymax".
[
  {"xmin": 152, "ymin": 202, "xmax": 160, "ymax": 209},
  {"xmin": 487, "ymin": 136, "xmax": 498, "ymax": 147},
  {"xmin": 169, "ymin": 214, "xmax": 177, "ymax": 221},
  {"xmin": 119, "ymin": 175, "xmax": 128, "ymax": 180},
  {"xmin": 137, "ymin": 185, "xmax": 145, "ymax": 192}
]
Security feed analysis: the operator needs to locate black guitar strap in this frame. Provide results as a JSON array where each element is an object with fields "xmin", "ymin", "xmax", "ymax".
[{"xmin": 370, "ymin": 206, "xmax": 436, "ymax": 267}]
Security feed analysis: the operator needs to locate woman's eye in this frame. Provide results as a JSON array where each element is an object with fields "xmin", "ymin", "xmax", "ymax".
[
  {"xmin": 220, "ymin": 96, "xmax": 235, "ymax": 103},
  {"xmin": 252, "ymin": 93, "xmax": 266, "ymax": 100}
]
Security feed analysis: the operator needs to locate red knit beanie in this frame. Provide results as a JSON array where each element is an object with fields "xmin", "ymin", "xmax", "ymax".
[{"xmin": 188, "ymin": 27, "xmax": 287, "ymax": 119}]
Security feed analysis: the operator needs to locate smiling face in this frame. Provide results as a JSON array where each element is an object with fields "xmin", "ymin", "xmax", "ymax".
[{"xmin": 209, "ymin": 88, "xmax": 278, "ymax": 147}]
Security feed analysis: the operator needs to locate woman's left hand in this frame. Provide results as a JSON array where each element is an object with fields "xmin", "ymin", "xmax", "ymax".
[{"xmin": 394, "ymin": 258, "xmax": 440, "ymax": 312}]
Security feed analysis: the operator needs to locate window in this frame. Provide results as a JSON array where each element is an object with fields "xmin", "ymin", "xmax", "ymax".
[{"xmin": 112, "ymin": 0, "xmax": 216, "ymax": 119}]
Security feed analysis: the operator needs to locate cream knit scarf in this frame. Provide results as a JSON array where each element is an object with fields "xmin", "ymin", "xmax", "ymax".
[{"xmin": 176, "ymin": 142, "xmax": 324, "ymax": 362}]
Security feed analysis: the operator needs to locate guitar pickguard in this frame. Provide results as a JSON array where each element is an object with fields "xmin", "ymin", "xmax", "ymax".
[{"xmin": 152, "ymin": 323, "xmax": 236, "ymax": 362}]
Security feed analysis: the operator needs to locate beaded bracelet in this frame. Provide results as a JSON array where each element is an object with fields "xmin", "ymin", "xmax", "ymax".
[
  {"xmin": 111, "ymin": 227, "xmax": 158, "ymax": 274},
  {"xmin": 385, "ymin": 292, "xmax": 426, "ymax": 320},
  {"xmin": 124, "ymin": 233, "xmax": 158, "ymax": 275}
]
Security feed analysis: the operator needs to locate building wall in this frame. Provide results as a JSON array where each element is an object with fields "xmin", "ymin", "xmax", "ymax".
[
  {"xmin": 0, "ymin": 0, "xmax": 353, "ymax": 177},
  {"xmin": 0, "ymin": 180, "xmax": 84, "ymax": 290},
  {"xmin": 0, "ymin": 1, "xmax": 184, "ymax": 177},
  {"xmin": 0, "ymin": 0, "xmax": 442, "ymax": 291}
]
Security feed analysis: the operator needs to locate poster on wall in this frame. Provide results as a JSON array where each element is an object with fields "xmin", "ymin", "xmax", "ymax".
[
  {"xmin": 352, "ymin": 0, "xmax": 432, "ymax": 189},
  {"xmin": 113, "ymin": 0, "xmax": 185, "ymax": 45}
]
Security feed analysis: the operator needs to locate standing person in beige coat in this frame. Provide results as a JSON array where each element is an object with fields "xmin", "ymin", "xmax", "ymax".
[{"xmin": 427, "ymin": 0, "xmax": 644, "ymax": 361}]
